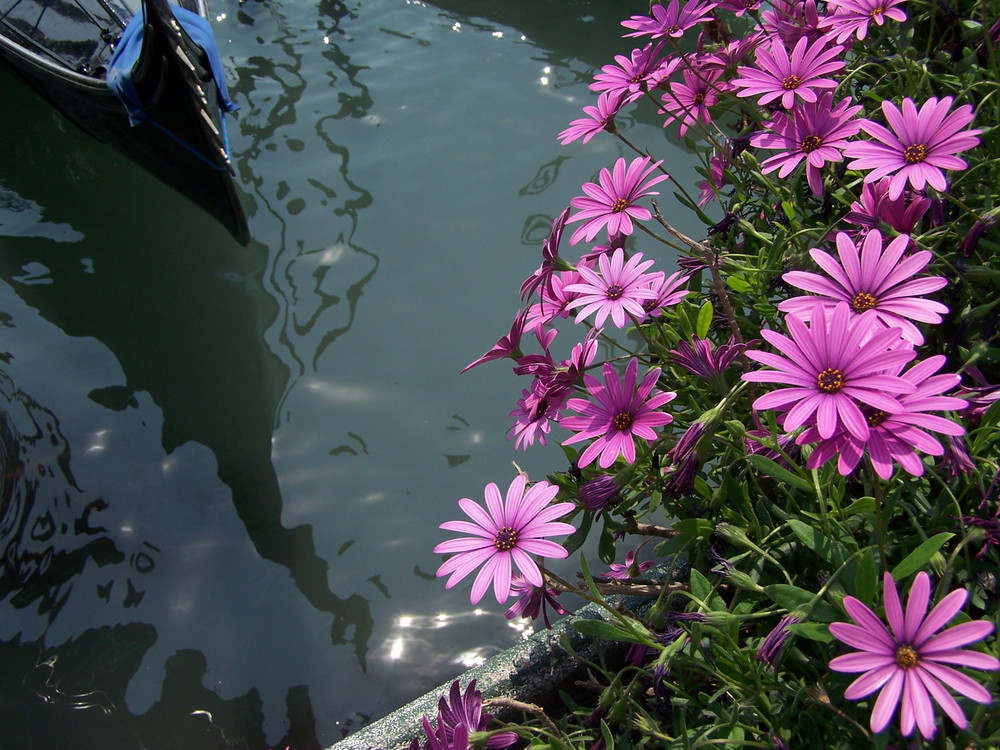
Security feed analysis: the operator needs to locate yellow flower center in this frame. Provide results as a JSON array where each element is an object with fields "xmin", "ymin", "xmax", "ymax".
[
  {"xmin": 895, "ymin": 645, "xmax": 919, "ymax": 669},
  {"xmin": 816, "ymin": 368, "xmax": 846, "ymax": 393},
  {"xmin": 866, "ymin": 409, "xmax": 889, "ymax": 427},
  {"xmin": 869, "ymin": 7, "xmax": 885, "ymax": 18},
  {"xmin": 494, "ymin": 526, "xmax": 518, "ymax": 551},
  {"xmin": 611, "ymin": 197, "xmax": 630, "ymax": 213},
  {"xmin": 613, "ymin": 412, "xmax": 633, "ymax": 430},
  {"xmin": 781, "ymin": 75, "xmax": 801, "ymax": 90},
  {"xmin": 801, "ymin": 134, "xmax": 823, "ymax": 152},
  {"xmin": 903, "ymin": 143, "xmax": 928, "ymax": 164},
  {"xmin": 851, "ymin": 291, "xmax": 878, "ymax": 312}
]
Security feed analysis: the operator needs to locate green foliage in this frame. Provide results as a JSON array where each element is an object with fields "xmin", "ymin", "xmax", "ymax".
[{"xmin": 450, "ymin": 1, "xmax": 1000, "ymax": 748}]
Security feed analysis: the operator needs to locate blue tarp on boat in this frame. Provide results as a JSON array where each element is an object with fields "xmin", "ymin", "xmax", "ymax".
[{"xmin": 107, "ymin": 3, "xmax": 237, "ymax": 127}]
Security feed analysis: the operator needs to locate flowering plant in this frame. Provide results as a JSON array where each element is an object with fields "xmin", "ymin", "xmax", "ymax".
[{"xmin": 427, "ymin": 0, "xmax": 1000, "ymax": 747}]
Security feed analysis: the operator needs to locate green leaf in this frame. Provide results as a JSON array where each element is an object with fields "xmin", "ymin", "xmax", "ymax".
[
  {"xmin": 673, "ymin": 517, "xmax": 715, "ymax": 539},
  {"xmin": 763, "ymin": 584, "xmax": 839, "ymax": 622},
  {"xmin": 786, "ymin": 622, "xmax": 834, "ymax": 643},
  {"xmin": 572, "ymin": 618, "xmax": 654, "ymax": 647},
  {"xmin": 696, "ymin": 300, "xmax": 714, "ymax": 339},
  {"xmin": 788, "ymin": 518, "xmax": 848, "ymax": 565},
  {"xmin": 891, "ymin": 533, "xmax": 955, "ymax": 581},
  {"xmin": 842, "ymin": 496, "xmax": 876, "ymax": 515},
  {"xmin": 689, "ymin": 568, "xmax": 712, "ymax": 603},
  {"xmin": 745, "ymin": 453, "xmax": 813, "ymax": 492},
  {"xmin": 854, "ymin": 548, "xmax": 877, "ymax": 604},
  {"xmin": 598, "ymin": 518, "xmax": 617, "ymax": 565}
]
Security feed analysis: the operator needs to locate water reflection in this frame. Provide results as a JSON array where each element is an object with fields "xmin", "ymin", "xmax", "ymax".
[{"xmin": 0, "ymin": 0, "xmax": 691, "ymax": 745}]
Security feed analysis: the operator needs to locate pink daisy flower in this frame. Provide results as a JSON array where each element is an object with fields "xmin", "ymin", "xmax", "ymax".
[
  {"xmin": 796, "ymin": 354, "xmax": 967, "ymax": 478},
  {"xmin": 751, "ymin": 93, "xmax": 863, "ymax": 195},
  {"xmin": 717, "ymin": 0, "xmax": 762, "ymax": 17},
  {"xmin": 565, "ymin": 248, "xmax": 664, "ymax": 328},
  {"xmin": 434, "ymin": 475, "xmax": 576, "ymax": 605},
  {"xmin": 742, "ymin": 302, "xmax": 917, "ymax": 440},
  {"xmin": 697, "ymin": 152, "xmax": 730, "ymax": 206},
  {"xmin": 519, "ymin": 207, "xmax": 571, "ymax": 302},
  {"xmin": 621, "ymin": 0, "xmax": 720, "ymax": 39},
  {"xmin": 829, "ymin": 572, "xmax": 999, "ymax": 739},
  {"xmin": 759, "ymin": 0, "xmax": 826, "ymax": 46},
  {"xmin": 589, "ymin": 42, "xmax": 673, "ymax": 103},
  {"xmin": 778, "ymin": 230, "xmax": 948, "ymax": 345},
  {"xmin": 640, "ymin": 268, "xmax": 691, "ymax": 319},
  {"xmin": 558, "ymin": 91, "xmax": 627, "ymax": 145},
  {"xmin": 507, "ymin": 378, "xmax": 566, "ymax": 451},
  {"xmin": 842, "ymin": 178, "xmax": 931, "ymax": 238},
  {"xmin": 820, "ymin": 0, "xmax": 908, "ymax": 43},
  {"xmin": 562, "ymin": 358, "xmax": 676, "ymax": 469},
  {"xmin": 843, "ymin": 96, "xmax": 982, "ymax": 200},
  {"xmin": 660, "ymin": 68, "xmax": 722, "ymax": 137},
  {"xmin": 731, "ymin": 35, "xmax": 845, "ymax": 109},
  {"xmin": 461, "ymin": 307, "xmax": 530, "ymax": 373},
  {"xmin": 566, "ymin": 156, "xmax": 670, "ymax": 245}
]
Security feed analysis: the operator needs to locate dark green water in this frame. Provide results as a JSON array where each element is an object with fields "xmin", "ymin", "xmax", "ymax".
[{"xmin": 0, "ymin": 2, "xmax": 696, "ymax": 747}]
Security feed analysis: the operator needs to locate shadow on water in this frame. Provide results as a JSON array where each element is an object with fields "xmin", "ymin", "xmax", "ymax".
[{"xmin": 0, "ymin": 0, "xmax": 377, "ymax": 741}]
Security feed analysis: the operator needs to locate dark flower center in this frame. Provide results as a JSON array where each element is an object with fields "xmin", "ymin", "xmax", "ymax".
[
  {"xmin": 895, "ymin": 644, "xmax": 919, "ymax": 669},
  {"xmin": 606, "ymin": 283, "xmax": 625, "ymax": 300},
  {"xmin": 744, "ymin": 0, "xmax": 757, "ymax": 7},
  {"xmin": 781, "ymin": 74, "xmax": 801, "ymax": 90},
  {"xmin": 494, "ymin": 526, "xmax": 518, "ymax": 551},
  {"xmin": 611, "ymin": 197, "xmax": 630, "ymax": 213},
  {"xmin": 666, "ymin": 24, "xmax": 680, "ymax": 34},
  {"xmin": 816, "ymin": 368, "xmax": 846, "ymax": 393},
  {"xmin": 851, "ymin": 291, "xmax": 878, "ymax": 312},
  {"xmin": 903, "ymin": 143, "xmax": 928, "ymax": 163},
  {"xmin": 613, "ymin": 411, "xmax": 633, "ymax": 430},
  {"xmin": 693, "ymin": 92, "xmax": 706, "ymax": 105},
  {"xmin": 866, "ymin": 409, "xmax": 889, "ymax": 427},
  {"xmin": 801, "ymin": 134, "xmax": 823, "ymax": 152}
]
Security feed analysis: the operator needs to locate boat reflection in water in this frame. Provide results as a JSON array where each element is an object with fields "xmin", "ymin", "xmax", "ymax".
[{"xmin": 0, "ymin": 0, "xmax": 250, "ymax": 244}]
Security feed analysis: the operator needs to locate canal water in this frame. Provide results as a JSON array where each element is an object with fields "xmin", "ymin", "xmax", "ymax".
[{"xmin": 0, "ymin": 1, "xmax": 697, "ymax": 748}]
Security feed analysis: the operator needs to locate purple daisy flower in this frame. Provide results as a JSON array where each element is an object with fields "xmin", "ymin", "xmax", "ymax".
[
  {"xmin": 413, "ymin": 680, "xmax": 518, "ymax": 750},
  {"xmin": 641, "ymin": 268, "xmax": 691, "ymax": 319},
  {"xmin": 600, "ymin": 549, "xmax": 656, "ymax": 581},
  {"xmin": 519, "ymin": 207, "xmax": 571, "ymax": 302},
  {"xmin": 742, "ymin": 303, "xmax": 917, "ymax": 440},
  {"xmin": 820, "ymin": 0, "xmax": 908, "ymax": 43},
  {"xmin": 505, "ymin": 575, "xmax": 572, "ymax": 629},
  {"xmin": 507, "ymin": 378, "xmax": 567, "ymax": 451},
  {"xmin": 565, "ymin": 248, "xmax": 664, "ymax": 328},
  {"xmin": 796, "ymin": 354, "xmax": 967, "ymax": 478},
  {"xmin": 567, "ymin": 157, "xmax": 670, "ymax": 245},
  {"xmin": 829, "ymin": 572, "xmax": 999, "ymax": 739},
  {"xmin": 756, "ymin": 614, "xmax": 803, "ymax": 665},
  {"xmin": 759, "ymin": 0, "xmax": 827, "ymax": 45},
  {"xmin": 670, "ymin": 335, "xmax": 747, "ymax": 379},
  {"xmin": 697, "ymin": 152, "xmax": 730, "ymax": 207},
  {"xmin": 843, "ymin": 96, "xmax": 982, "ymax": 200},
  {"xmin": 621, "ymin": 0, "xmax": 720, "ymax": 39},
  {"xmin": 434, "ymin": 475, "xmax": 576, "ymax": 605},
  {"xmin": 461, "ymin": 308, "xmax": 531, "ymax": 373},
  {"xmin": 660, "ymin": 67, "xmax": 722, "ymax": 137},
  {"xmin": 842, "ymin": 177, "xmax": 931, "ymax": 238},
  {"xmin": 750, "ymin": 93, "xmax": 863, "ymax": 195},
  {"xmin": 589, "ymin": 42, "xmax": 674, "ymax": 103},
  {"xmin": 778, "ymin": 230, "xmax": 948, "ymax": 345},
  {"xmin": 732, "ymin": 35, "xmax": 845, "ymax": 109},
  {"xmin": 562, "ymin": 358, "xmax": 676, "ymax": 469},
  {"xmin": 558, "ymin": 91, "xmax": 627, "ymax": 145}
]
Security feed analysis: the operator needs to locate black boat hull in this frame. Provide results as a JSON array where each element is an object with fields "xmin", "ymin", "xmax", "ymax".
[{"xmin": 0, "ymin": 0, "xmax": 250, "ymax": 246}]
